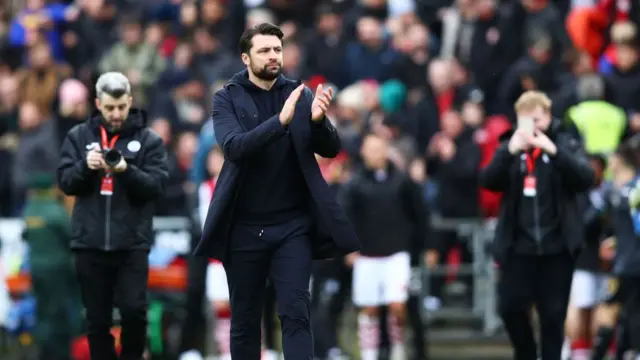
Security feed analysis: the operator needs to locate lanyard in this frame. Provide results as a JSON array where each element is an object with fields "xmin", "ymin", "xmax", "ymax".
[
  {"xmin": 100, "ymin": 126, "xmax": 120, "ymax": 151},
  {"xmin": 525, "ymin": 148, "xmax": 542, "ymax": 175}
]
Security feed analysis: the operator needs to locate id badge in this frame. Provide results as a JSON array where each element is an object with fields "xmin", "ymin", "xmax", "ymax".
[
  {"xmin": 523, "ymin": 175, "xmax": 537, "ymax": 197},
  {"xmin": 100, "ymin": 176, "xmax": 113, "ymax": 196}
]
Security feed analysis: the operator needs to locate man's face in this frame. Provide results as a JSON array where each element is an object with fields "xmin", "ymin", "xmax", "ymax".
[
  {"xmin": 517, "ymin": 105, "xmax": 551, "ymax": 131},
  {"xmin": 122, "ymin": 24, "xmax": 142, "ymax": 46},
  {"xmin": 242, "ymin": 34, "xmax": 283, "ymax": 81},
  {"xmin": 616, "ymin": 44, "xmax": 638, "ymax": 71},
  {"xmin": 96, "ymin": 93, "xmax": 132, "ymax": 130},
  {"xmin": 357, "ymin": 17, "xmax": 382, "ymax": 48},
  {"xmin": 441, "ymin": 110, "xmax": 464, "ymax": 138},
  {"xmin": 360, "ymin": 135, "xmax": 388, "ymax": 170}
]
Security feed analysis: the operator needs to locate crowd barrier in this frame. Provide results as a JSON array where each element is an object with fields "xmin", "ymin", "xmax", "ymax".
[
  {"xmin": 0, "ymin": 215, "xmax": 502, "ymax": 336},
  {"xmin": 0, "ymin": 217, "xmax": 195, "ymax": 328},
  {"xmin": 426, "ymin": 216, "xmax": 501, "ymax": 335}
]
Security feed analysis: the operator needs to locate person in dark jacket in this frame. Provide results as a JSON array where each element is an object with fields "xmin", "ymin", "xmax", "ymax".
[
  {"xmin": 56, "ymin": 72, "xmax": 169, "ymax": 360},
  {"xmin": 562, "ymin": 155, "xmax": 607, "ymax": 359},
  {"xmin": 193, "ymin": 23, "xmax": 359, "ymax": 360},
  {"xmin": 480, "ymin": 90, "xmax": 594, "ymax": 360},
  {"xmin": 593, "ymin": 144, "xmax": 640, "ymax": 359},
  {"xmin": 341, "ymin": 133, "xmax": 432, "ymax": 360}
]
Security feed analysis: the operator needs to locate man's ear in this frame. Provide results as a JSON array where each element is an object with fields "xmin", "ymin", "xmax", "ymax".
[
  {"xmin": 241, "ymin": 53, "xmax": 249, "ymax": 66},
  {"xmin": 94, "ymin": 97, "xmax": 100, "ymax": 109}
]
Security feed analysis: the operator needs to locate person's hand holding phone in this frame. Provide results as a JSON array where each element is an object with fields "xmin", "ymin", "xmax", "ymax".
[
  {"xmin": 508, "ymin": 117, "xmax": 534, "ymax": 154},
  {"xmin": 508, "ymin": 129, "xmax": 532, "ymax": 154}
]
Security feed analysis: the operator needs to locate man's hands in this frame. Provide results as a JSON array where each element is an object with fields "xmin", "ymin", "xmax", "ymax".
[
  {"xmin": 279, "ymin": 83, "xmax": 334, "ymax": 127},
  {"xmin": 87, "ymin": 148, "xmax": 106, "ymax": 170},
  {"xmin": 345, "ymin": 251, "xmax": 359, "ymax": 267},
  {"xmin": 508, "ymin": 129, "xmax": 531, "ymax": 154},
  {"xmin": 600, "ymin": 236, "xmax": 616, "ymax": 262},
  {"xmin": 508, "ymin": 129, "xmax": 557, "ymax": 155},
  {"xmin": 311, "ymin": 84, "xmax": 333, "ymax": 122},
  {"xmin": 86, "ymin": 148, "xmax": 127, "ymax": 172},
  {"xmin": 279, "ymin": 84, "xmax": 305, "ymax": 126},
  {"xmin": 529, "ymin": 130, "xmax": 557, "ymax": 155},
  {"xmin": 427, "ymin": 133, "xmax": 456, "ymax": 162},
  {"xmin": 112, "ymin": 156, "xmax": 128, "ymax": 173}
]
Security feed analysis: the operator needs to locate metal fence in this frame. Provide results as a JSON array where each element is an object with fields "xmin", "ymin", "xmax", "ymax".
[{"xmin": 425, "ymin": 216, "xmax": 501, "ymax": 335}]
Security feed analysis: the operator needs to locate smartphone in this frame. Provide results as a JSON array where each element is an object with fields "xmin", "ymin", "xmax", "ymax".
[{"xmin": 517, "ymin": 117, "xmax": 534, "ymax": 136}]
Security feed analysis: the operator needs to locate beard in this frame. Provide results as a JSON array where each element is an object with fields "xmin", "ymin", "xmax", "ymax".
[{"xmin": 250, "ymin": 61, "xmax": 282, "ymax": 81}]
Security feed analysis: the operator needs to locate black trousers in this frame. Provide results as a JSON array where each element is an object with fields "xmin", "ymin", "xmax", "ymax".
[
  {"xmin": 616, "ymin": 276, "xmax": 640, "ymax": 353},
  {"xmin": 74, "ymin": 249, "xmax": 149, "ymax": 360},
  {"xmin": 225, "ymin": 216, "xmax": 314, "ymax": 360},
  {"xmin": 498, "ymin": 251, "xmax": 574, "ymax": 360},
  {"xmin": 311, "ymin": 258, "xmax": 350, "ymax": 357},
  {"xmin": 264, "ymin": 281, "xmax": 277, "ymax": 351},
  {"xmin": 178, "ymin": 252, "xmax": 209, "ymax": 354}
]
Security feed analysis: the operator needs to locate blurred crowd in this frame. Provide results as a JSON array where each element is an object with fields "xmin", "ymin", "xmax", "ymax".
[{"xmin": 0, "ymin": 0, "xmax": 640, "ymax": 335}]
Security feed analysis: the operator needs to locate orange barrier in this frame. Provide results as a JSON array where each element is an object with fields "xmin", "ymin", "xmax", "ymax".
[
  {"xmin": 147, "ymin": 263, "xmax": 188, "ymax": 291},
  {"xmin": 6, "ymin": 263, "xmax": 188, "ymax": 295},
  {"xmin": 6, "ymin": 272, "xmax": 31, "ymax": 294}
]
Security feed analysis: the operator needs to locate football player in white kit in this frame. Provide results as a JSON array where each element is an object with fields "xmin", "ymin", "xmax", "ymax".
[{"xmin": 341, "ymin": 134, "xmax": 430, "ymax": 360}]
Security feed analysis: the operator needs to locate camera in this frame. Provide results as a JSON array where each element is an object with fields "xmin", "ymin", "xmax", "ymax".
[{"xmin": 104, "ymin": 148, "xmax": 123, "ymax": 167}]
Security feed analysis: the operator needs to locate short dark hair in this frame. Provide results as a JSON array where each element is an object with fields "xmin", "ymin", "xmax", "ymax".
[{"xmin": 238, "ymin": 23, "xmax": 284, "ymax": 54}]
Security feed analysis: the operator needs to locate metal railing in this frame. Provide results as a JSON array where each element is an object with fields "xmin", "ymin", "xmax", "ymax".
[{"xmin": 424, "ymin": 215, "xmax": 501, "ymax": 335}]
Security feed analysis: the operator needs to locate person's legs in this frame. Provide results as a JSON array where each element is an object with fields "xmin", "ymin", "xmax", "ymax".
[
  {"xmin": 114, "ymin": 250, "xmax": 149, "ymax": 360},
  {"xmin": 535, "ymin": 252, "xmax": 574, "ymax": 360},
  {"xmin": 178, "ymin": 252, "xmax": 208, "ymax": 358},
  {"xmin": 32, "ymin": 268, "xmax": 74, "ymax": 360},
  {"xmin": 427, "ymin": 231, "xmax": 456, "ymax": 310},
  {"xmin": 311, "ymin": 260, "xmax": 342, "ymax": 358},
  {"xmin": 353, "ymin": 255, "xmax": 383, "ymax": 360},
  {"xmin": 269, "ymin": 231, "xmax": 314, "ymax": 360},
  {"xmin": 225, "ymin": 249, "xmax": 270, "ymax": 360},
  {"xmin": 498, "ymin": 253, "xmax": 537, "ymax": 360},
  {"xmin": 592, "ymin": 302, "xmax": 620, "ymax": 360},
  {"xmin": 407, "ymin": 293, "xmax": 428, "ymax": 360},
  {"xmin": 565, "ymin": 270, "xmax": 599, "ymax": 359},
  {"xmin": 382, "ymin": 252, "xmax": 411, "ymax": 360},
  {"xmin": 622, "ymin": 277, "xmax": 640, "ymax": 354},
  {"xmin": 206, "ymin": 261, "xmax": 232, "ymax": 360},
  {"xmin": 74, "ymin": 250, "xmax": 118, "ymax": 360},
  {"xmin": 263, "ymin": 281, "xmax": 279, "ymax": 359}
]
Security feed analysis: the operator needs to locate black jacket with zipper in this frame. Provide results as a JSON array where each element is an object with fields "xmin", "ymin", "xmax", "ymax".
[
  {"xmin": 480, "ymin": 121, "xmax": 594, "ymax": 263},
  {"xmin": 56, "ymin": 109, "xmax": 169, "ymax": 251}
]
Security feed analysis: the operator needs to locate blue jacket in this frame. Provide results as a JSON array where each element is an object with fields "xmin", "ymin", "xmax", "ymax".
[{"xmin": 194, "ymin": 70, "xmax": 360, "ymax": 261}]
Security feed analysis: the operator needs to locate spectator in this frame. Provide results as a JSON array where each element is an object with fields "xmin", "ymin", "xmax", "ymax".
[
  {"xmin": 12, "ymin": 101, "xmax": 59, "ymax": 211},
  {"xmin": 15, "ymin": 40, "xmax": 71, "ymax": 118},
  {"xmin": 99, "ymin": 14, "xmax": 166, "ymax": 108}
]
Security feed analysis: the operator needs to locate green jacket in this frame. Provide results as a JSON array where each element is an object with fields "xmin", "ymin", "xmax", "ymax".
[
  {"xmin": 567, "ymin": 100, "xmax": 626, "ymax": 155},
  {"xmin": 23, "ymin": 196, "xmax": 73, "ymax": 271}
]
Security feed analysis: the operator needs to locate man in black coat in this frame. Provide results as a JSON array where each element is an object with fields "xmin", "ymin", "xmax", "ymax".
[
  {"xmin": 194, "ymin": 23, "xmax": 359, "ymax": 359},
  {"xmin": 480, "ymin": 90, "xmax": 594, "ymax": 360},
  {"xmin": 57, "ymin": 72, "xmax": 169, "ymax": 360}
]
